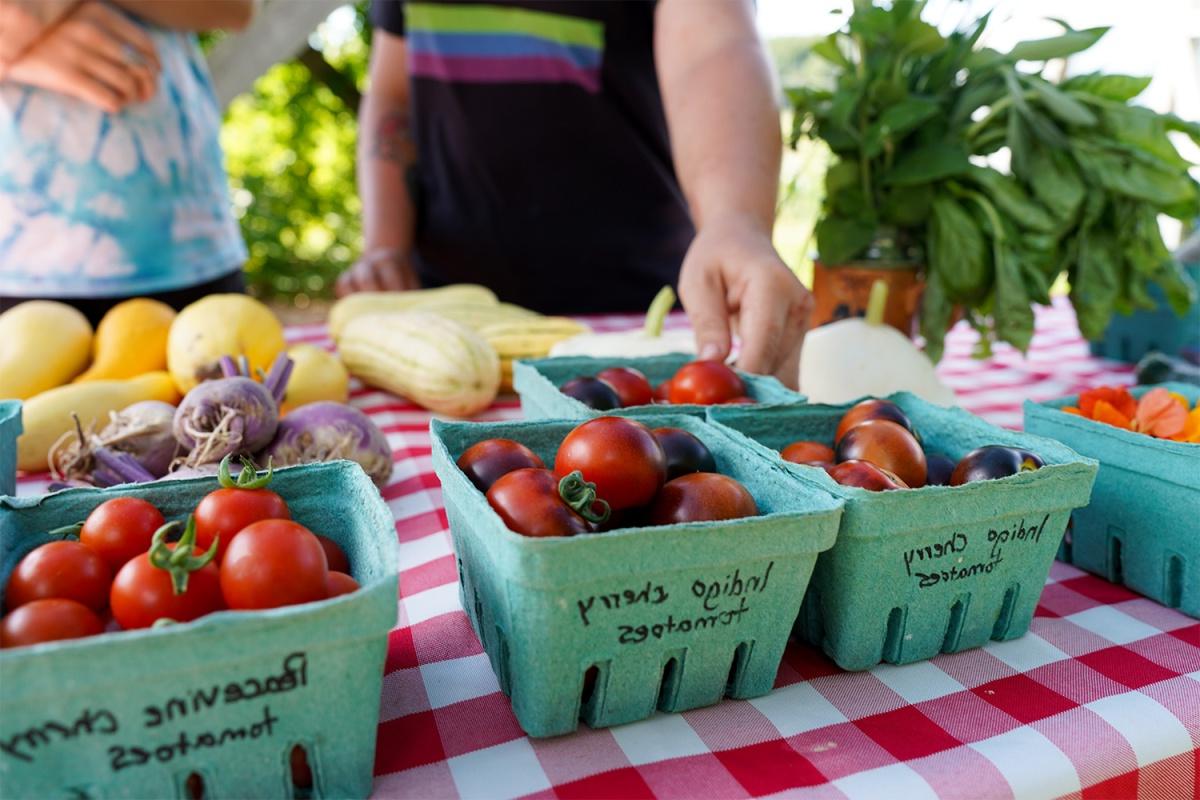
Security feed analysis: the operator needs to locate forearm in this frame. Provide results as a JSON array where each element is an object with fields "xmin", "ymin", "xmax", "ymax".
[
  {"xmin": 655, "ymin": 0, "xmax": 781, "ymax": 234},
  {"xmin": 0, "ymin": 0, "xmax": 76, "ymax": 77},
  {"xmin": 110, "ymin": 0, "xmax": 255, "ymax": 32},
  {"xmin": 357, "ymin": 89, "xmax": 417, "ymax": 253}
]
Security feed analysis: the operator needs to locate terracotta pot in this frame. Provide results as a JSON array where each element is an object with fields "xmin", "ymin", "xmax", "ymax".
[{"xmin": 811, "ymin": 260, "xmax": 924, "ymax": 336}]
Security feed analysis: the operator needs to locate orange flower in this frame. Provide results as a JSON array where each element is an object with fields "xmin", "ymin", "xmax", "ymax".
[
  {"xmin": 1132, "ymin": 388, "xmax": 1188, "ymax": 439},
  {"xmin": 1062, "ymin": 406, "xmax": 1083, "ymax": 416},
  {"xmin": 1091, "ymin": 399, "xmax": 1133, "ymax": 430},
  {"xmin": 1170, "ymin": 406, "xmax": 1200, "ymax": 443},
  {"xmin": 1079, "ymin": 386, "xmax": 1137, "ymax": 420}
]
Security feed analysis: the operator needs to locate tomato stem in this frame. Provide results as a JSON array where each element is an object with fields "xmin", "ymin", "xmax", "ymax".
[
  {"xmin": 45, "ymin": 521, "xmax": 84, "ymax": 540},
  {"xmin": 217, "ymin": 454, "xmax": 276, "ymax": 490},
  {"xmin": 147, "ymin": 516, "xmax": 218, "ymax": 595},
  {"xmin": 558, "ymin": 471, "xmax": 611, "ymax": 525}
]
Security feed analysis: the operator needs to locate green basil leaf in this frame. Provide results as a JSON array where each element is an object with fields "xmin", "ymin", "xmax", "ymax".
[
  {"xmin": 1164, "ymin": 114, "xmax": 1200, "ymax": 145},
  {"xmin": 1026, "ymin": 77, "xmax": 1097, "ymax": 127},
  {"xmin": 928, "ymin": 194, "xmax": 989, "ymax": 300},
  {"xmin": 1007, "ymin": 110, "xmax": 1033, "ymax": 179},
  {"xmin": 825, "ymin": 159, "xmax": 859, "ymax": 196},
  {"xmin": 863, "ymin": 96, "xmax": 940, "ymax": 157},
  {"xmin": 993, "ymin": 240, "xmax": 1035, "ymax": 352},
  {"xmin": 1072, "ymin": 142, "xmax": 1196, "ymax": 205},
  {"xmin": 919, "ymin": 269, "xmax": 952, "ymax": 364},
  {"xmin": 1028, "ymin": 146, "xmax": 1084, "ymax": 221},
  {"xmin": 893, "ymin": 18, "xmax": 944, "ymax": 55},
  {"xmin": 883, "ymin": 143, "xmax": 970, "ymax": 186},
  {"xmin": 1155, "ymin": 260, "xmax": 1199, "ymax": 316},
  {"xmin": 1101, "ymin": 106, "xmax": 1191, "ymax": 171},
  {"xmin": 1060, "ymin": 72, "xmax": 1151, "ymax": 101},
  {"xmin": 816, "ymin": 213, "xmax": 878, "ymax": 264},
  {"xmin": 881, "ymin": 183, "xmax": 934, "ymax": 227},
  {"xmin": 966, "ymin": 166, "xmax": 1059, "ymax": 233},
  {"xmin": 1005, "ymin": 27, "xmax": 1107, "ymax": 62},
  {"xmin": 1069, "ymin": 231, "xmax": 1121, "ymax": 340},
  {"xmin": 811, "ymin": 34, "xmax": 850, "ymax": 68}
]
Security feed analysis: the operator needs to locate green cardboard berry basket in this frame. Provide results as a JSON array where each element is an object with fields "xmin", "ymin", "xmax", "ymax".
[
  {"xmin": 1025, "ymin": 383, "xmax": 1199, "ymax": 618},
  {"xmin": 709, "ymin": 394, "xmax": 1098, "ymax": 671},
  {"xmin": 430, "ymin": 413, "xmax": 842, "ymax": 738},
  {"xmin": 0, "ymin": 461, "xmax": 399, "ymax": 800},
  {"xmin": 0, "ymin": 401, "xmax": 19, "ymax": 497},
  {"xmin": 512, "ymin": 354, "xmax": 805, "ymax": 421}
]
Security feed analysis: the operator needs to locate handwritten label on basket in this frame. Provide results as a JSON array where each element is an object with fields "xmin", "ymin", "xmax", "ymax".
[
  {"xmin": 903, "ymin": 514, "xmax": 1050, "ymax": 589},
  {"xmin": 0, "ymin": 651, "xmax": 308, "ymax": 772},
  {"xmin": 573, "ymin": 562, "xmax": 774, "ymax": 645}
]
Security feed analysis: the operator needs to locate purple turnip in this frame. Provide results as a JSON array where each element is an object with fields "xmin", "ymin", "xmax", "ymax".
[{"xmin": 261, "ymin": 401, "xmax": 393, "ymax": 487}]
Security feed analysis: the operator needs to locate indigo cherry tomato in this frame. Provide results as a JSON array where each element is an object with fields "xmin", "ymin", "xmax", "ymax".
[
  {"xmin": 456, "ymin": 438, "xmax": 545, "ymax": 492},
  {"xmin": 652, "ymin": 427, "xmax": 717, "ymax": 480},
  {"xmin": 561, "ymin": 377, "xmax": 621, "ymax": 410},
  {"xmin": 325, "ymin": 571, "xmax": 359, "ymax": 598},
  {"xmin": 781, "ymin": 440, "xmax": 835, "ymax": 465},
  {"xmin": 950, "ymin": 446, "xmax": 1044, "ymax": 486},
  {"xmin": 315, "ymin": 535, "xmax": 350, "ymax": 573},
  {"xmin": 596, "ymin": 367, "xmax": 654, "ymax": 408},
  {"xmin": 220, "ymin": 520, "xmax": 329, "ymax": 610},
  {"xmin": 6, "ymin": 540, "xmax": 111, "ymax": 612},
  {"xmin": 835, "ymin": 419, "xmax": 927, "ymax": 488},
  {"xmin": 668, "ymin": 361, "xmax": 745, "ymax": 405},
  {"xmin": 80, "ymin": 497, "xmax": 165, "ymax": 572},
  {"xmin": 827, "ymin": 460, "xmax": 909, "ymax": 491},
  {"xmin": 924, "ymin": 453, "xmax": 956, "ymax": 486},
  {"xmin": 834, "ymin": 398, "xmax": 917, "ymax": 443},
  {"xmin": 724, "ymin": 396, "xmax": 756, "ymax": 405},
  {"xmin": 554, "ymin": 416, "xmax": 666, "ymax": 510},
  {"xmin": 486, "ymin": 468, "xmax": 602, "ymax": 537},
  {"xmin": 110, "ymin": 519, "xmax": 224, "ymax": 629},
  {"xmin": 648, "ymin": 473, "xmax": 757, "ymax": 525},
  {"xmin": 0, "ymin": 598, "xmax": 104, "ymax": 648},
  {"xmin": 194, "ymin": 457, "xmax": 290, "ymax": 562}
]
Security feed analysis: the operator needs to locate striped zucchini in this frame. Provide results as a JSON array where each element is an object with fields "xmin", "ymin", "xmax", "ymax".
[
  {"xmin": 481, "ymin": 317, "xmax": 591, "ymax": 360},
  {"xmin": 328, "ymin": 284, "xmax": 499, "ymax": 338},
  {"xmin": 337, "ymin": 311, "xmax": 500, "ymax": 417}
]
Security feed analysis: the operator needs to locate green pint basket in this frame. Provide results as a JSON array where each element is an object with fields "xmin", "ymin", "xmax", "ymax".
[
  {"xmin": 430, "ymin": 414, "xmax": 842, "ymax": 738},
  {"xmin": 0, "ymin": 401, "xmax": 19, "ymax": 497},
  {"xmin": 709, "ymin": 395, "xmax": 1098, "ymax": 671},
  {"xmin": 0, "ymin": 461, "xmax": 399, "ymax": 800},
  {"xmin": 512, "ymin": 354, "xmax": 805, "ymax": 421},
  {"xmin": 1025, "ymin": 383, "xmax": 1200, "ymax": 618}
]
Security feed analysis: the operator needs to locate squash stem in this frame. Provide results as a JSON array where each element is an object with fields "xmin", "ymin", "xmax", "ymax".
[
  {"xmin": 866, "ymin": 280, "xmax": 889, "ymax": 327},
  {"xmin": 643, "ymin": 286, "xmax": 676, "ymax": 338}
]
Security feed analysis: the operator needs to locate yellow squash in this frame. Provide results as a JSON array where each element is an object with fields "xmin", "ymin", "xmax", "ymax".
[
  {"xmin": 327, "ymin": 284, "xmax": 499, "ymax": 338},
  {"xmin": 280, "ymin": 344, "xmax": 350, "ymax": 415},
  {"xmin": 75, "ymin": 298, "xmax": 176, "ymax": 382},
  {"xmin": 17, "ymin": 372, "xmax": 180, "ymax": 472},
  {"xmin": 0, "ymin": 301, "xmax": 93, "ymax": 400},
  {"xmin": 167, "ymin": 294, "xmax": 285, "ymax": 394}
]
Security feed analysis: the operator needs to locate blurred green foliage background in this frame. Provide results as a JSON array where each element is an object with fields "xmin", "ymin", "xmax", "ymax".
[{"xmin": 217, "ymin": 6, "xmax": 827, "ymax": 304}]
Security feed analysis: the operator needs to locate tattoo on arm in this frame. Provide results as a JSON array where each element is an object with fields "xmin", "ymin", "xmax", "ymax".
[{"xmin": 371, "ymin": 109, "xmax": 414, "ymax": 163}]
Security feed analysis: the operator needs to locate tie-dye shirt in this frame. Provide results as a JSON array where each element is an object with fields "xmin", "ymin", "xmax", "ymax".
[{"xmin": 0, "ymin": 25, "xmax": 245, "ymax": 298}]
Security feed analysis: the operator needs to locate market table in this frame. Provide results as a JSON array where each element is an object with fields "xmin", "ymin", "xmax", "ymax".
[{"xmin": 16, "ymin": 298, "xmax": 1199, "ymax": 799}]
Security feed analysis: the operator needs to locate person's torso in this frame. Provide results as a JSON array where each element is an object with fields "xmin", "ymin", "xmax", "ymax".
[
  {"xmin": 381, "ymin": 0, "xmax": 694, "ymax": 313},
  {"xmin": 0, "ymin": 22, "xmax": 246, "ymax": 298}
]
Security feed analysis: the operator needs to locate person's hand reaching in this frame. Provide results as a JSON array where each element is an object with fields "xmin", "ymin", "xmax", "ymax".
[
  {"xmin": 677, "ymin": 218, "xmax": 812, "ymax": 389},
  {"xmin": 335, "ymin": 247, "xmax": 421, "ymax": 296},
  {"xmin": 7, "ymin": 2, "xmax": 159, "ymax": 113}
]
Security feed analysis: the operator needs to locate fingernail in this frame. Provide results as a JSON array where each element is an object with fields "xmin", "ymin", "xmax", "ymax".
[{"xmin": 699, "ymin": 343, "xmax": 722, "ymax": 361}]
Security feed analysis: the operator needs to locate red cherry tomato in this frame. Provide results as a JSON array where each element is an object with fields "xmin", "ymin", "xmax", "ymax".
[
  {"xmin": 724, "ymin": 396, "xmax": 756, "ymax": 405},
  {"xmin": 834, "ymin": 398, "xmax": 916, "ymax": 443},
  {"xmin": 110, "ymin": 543, "xmax": 224, "ymax": 629},
  {"xmin": 1, "ymin": 598, "xmax": 104, "ymax": 648},
  {"xmin": 652, "ymin": 381, "xmax": 672, "ymax": 404},
  {"xmin": 596, "ymin": 367, "xmax": 654, "ymax": 407},
  {"xmin": 80, "ymin": 497, "xmax": 165, "ymax": 572},
  {"xmin": 456, "ymin": 438, "xmax": 545, "ymax": 493},
  {"xmin": 220, "ymin": 520, "xmax": 329, "ymax": 610},
  {"xmin": 828, "ymin": 460, "xmax": 909, "ymax": 491},
  {"xmin": 648, "ymin": 473, "xmax": 757, "ymax": 525},
  {"xmin": 486, "ymin": 468, "xmax": 595, "ymax": 537},
  {"xmin": 194, "ymin": 487, "xmax": 290, "ymax": 564},
  {"xmin": 326, "ymin": 571, "xmax": 360, "ymax": 598},
  {"xmin": 835, "ymin": 419, "xmax": 927, "ymax": 488},
  {"xmin": 316, "ymin": 535, "xmax": 350, "ymax": 574},
  {"xmin": 781, "ymin": 440, "xmax": 835, "ymax": 465},
  {"xmin": 554, "ymin": 416, "xmax": 666, "ymax": 510},
  {"xmin": 5, "ymin": 541, "xmax": 111, "ymax": 612},
  {"xmin": 668, "ymin": 361, "xmax": 745, "ymax": 405}
]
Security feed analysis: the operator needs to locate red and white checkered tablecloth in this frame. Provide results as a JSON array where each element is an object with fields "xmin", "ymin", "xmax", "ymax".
[{"xmin": 15, "ymin": 298, "xmax": 1199, "ymax": 799}]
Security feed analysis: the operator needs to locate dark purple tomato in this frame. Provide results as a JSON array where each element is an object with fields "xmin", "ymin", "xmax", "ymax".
[
  {"xmin": 781, "ymin": 440, "xmax": 835, "ymax": 465},
  {"xmin": 924, "ymin": 453, "xmax": 956, "ymax": 486},
  {"xmin": 834, "ymin": 399, "xmax": 917, "ymax": 443},
  {"xmin": 457, "ymin": 438, "xmax": 545, "ymax": 492},
  {"xmin": 596, "ymin": 367, "xmax": 654, "ymax": 408},
  {"xmin": 652, "ymin": 382, "xmax": 672, "ymax": 404},
  {"xmin": 651, "ymin": 427, "xmax": 717, "ymax": 480},
  {"xmin": 647, "ymin": 473, "xmax": 757, "ymax": 525},
  {"xmin": 486, "ymin": 468, "xmax": 594, "ymax": 537},
  {"xmin": 950, "ymin": 446, "xmax": 1044, "ymax": 486},
  {"xmin": 835, "ymin": 419, "xmax": 927, "ymax": 488},
  {"xmin": 827, "ymin": 460, "xmax": 909, "ymax": 491},
  {"xmin": 561, "ymin": 377, "xmax": 622, "ymax": 410}
]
